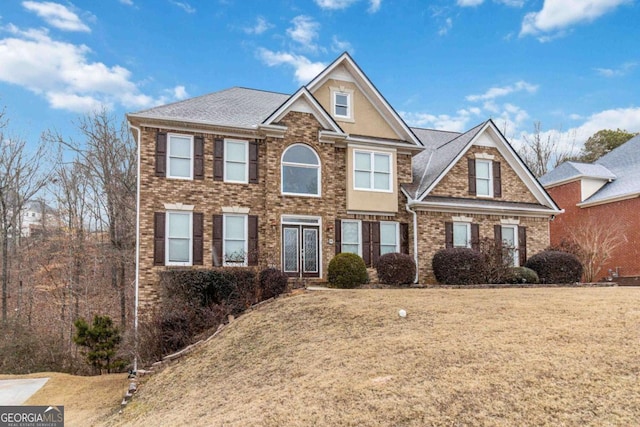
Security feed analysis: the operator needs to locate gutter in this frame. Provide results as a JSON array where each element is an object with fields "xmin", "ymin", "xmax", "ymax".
[
  {"xmin": 405, "ymin": 201, "xmax": 419, "ymax": 284},
  {"xmin": 128, "ymin": 121, "xmax": 142, "ymax": 373}
]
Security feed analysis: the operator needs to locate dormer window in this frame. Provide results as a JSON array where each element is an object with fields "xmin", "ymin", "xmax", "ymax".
[{"xmin": 331, "ymin": 87, "xmax": 353, "ymax": 121}]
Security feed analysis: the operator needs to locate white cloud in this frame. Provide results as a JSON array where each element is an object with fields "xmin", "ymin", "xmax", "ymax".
[
  {"xmin": 466, "ymin": 80, "xmax": 538, "ymax": 102},
  {"xmin": 170, "ymin": 1, "xmax": 196, "ymax": 14},
  {"xmin": 315, "ymin": 0, "xmax": 358, "ymax": 9},
  {"xmin": 457, "ymin": 0, "xmax": 484, "ymax": 6},
  {"xmin": 172, "ymin": 85, "xmax": 188, "ymax": 100},
  {"xmin": 368, "ymin": 0, "xmax": 382, "ymax": 13},
  {"xmin": 400, "ymin": 110, "xmax": 477, "ymax": 132},
  {"xmin": 438, "ymin": 17, "xmax": 453, "ymax": 36},
  {"xmin": 257, "ymin": 48, "xmax": 326, "ymax": 84},
  {"xmin": 520, "ymin": 0, "xmax": 630, "ymax": 39},
  {"xmin": 287, "ymin": 16, "xmax": 320, "ymax": 50},
  {"xmin": 22, "ymin": 1, "xmax": 90, "ymax": 32},
  {"xmin": 314, "ymin": 0, "xmax": 381, "ymax": 12},
  {"xmin": 0, "ymin": 25, "xmax": 177, "ymax": 112},
  {"xmin": 595, "ymin": 62, "xmax": 637, "ymax": 77},
  {"xmin": 119, "ymin": 0, "xmax": 134, "ymax": 5},
  {"xmin": 331, "ymin": 36, "xmax": 353, "ymax": 53},
  {"xmin": 244, "ymin": 16, "xmax": 272, "ymax": 35}
]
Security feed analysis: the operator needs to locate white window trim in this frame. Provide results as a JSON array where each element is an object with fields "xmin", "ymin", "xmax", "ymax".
[
  {"xmin": 353, "ymin": 150, "xmax": 393, "ymax": 193},
  {"xmin": 331, "ymin": 87, "xmax": 354, "ymax": 121},
  {"xmin": 223, "ymin": 214, "xmax": 248, "ymax": 266},
  {"xmin": 453, "ymin": 222, "xmax": 471, "ymax": 249},
  {"xmin": 475, "ymin": 159, "xmax": 493, "ymax": 198},
  {"xmin": 380, "ymin": 221, "xmax": 399, "ymax": 254},
  {"xmin": 341, "ymin": 219, "xmax": 362, "ymax": 256},
  {"xmin": 501, "ymin": 224, "xmax": 519, "ymax": 267},
  {"xmin": 224, "ymin": 139, "xmax": 249, "ymax": 184},
  {"xmin": 281, "ymin": 144, "xmax": 322, "ymax": 197},
  {"xmin": 167, "ymin": 133, "xmax": 194, "ymax": 180},
  {"xmin": 165, "ymin": 211, "xmax": 192, "ymax": 266}
]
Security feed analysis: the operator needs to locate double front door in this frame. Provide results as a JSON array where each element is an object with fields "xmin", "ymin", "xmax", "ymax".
[{"xmin": 282, "ymin": 225, "xmax": 319, "ymax": 278}]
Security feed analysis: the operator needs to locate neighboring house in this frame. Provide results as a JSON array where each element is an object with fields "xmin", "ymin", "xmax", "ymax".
[
  {"xmin": 127, "ymin": 53, "xmax": 560, "ymax": 311},
  {"xmin": 20, "ymin": 200, "xmax": 56, "ymax": 237},
  {"xmin": 540, "ymin": 134, "xmax": 640, "ymax": 282}
]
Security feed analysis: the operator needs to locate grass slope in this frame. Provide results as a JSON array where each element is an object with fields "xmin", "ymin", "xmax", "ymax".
[{"xmin": 108, "ymin": 288, "xmax": 640, "ymax": 426}]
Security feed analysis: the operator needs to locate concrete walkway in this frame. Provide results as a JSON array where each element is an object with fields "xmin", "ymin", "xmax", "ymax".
[{"xmin": 0, "ymin": 378, "xmax": 49, "ymax": 405}]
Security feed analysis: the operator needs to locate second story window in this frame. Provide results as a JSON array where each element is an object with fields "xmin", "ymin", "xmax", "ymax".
[
  {"xmin": 281, "ymin": 144, "xmax": 321, "ymax": 196},
  {"xmin": 354, "ymin": 151, "xmax": 392, "ymax": 192},
  {"xmin": 331, "ymin": 87, "xmax": 353, "ymax": 121},
  {"xmin": 168, "ymin": 134, "xmax": 193, "ymax": 179},
  {"xmin": 224, "ymin": 139, "xmax": 248, "ymax": 183},
  {"xmin": 475, "ymin": 159, "xmax": 492, "ymax": 197}
]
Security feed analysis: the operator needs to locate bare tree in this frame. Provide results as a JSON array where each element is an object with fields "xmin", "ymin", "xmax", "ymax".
[
  {"xmin": 0, "ymin": 110, "xmax": 52, "ymax": 323},
  {"xmin": 567, "ymin": 216, "xmax": 626, "ymax": 282},
  {"xmin": 45, "ymin": 109, "xmax": 136, "ymax": 326},
  {"xmin": 518, "ymin": 122, "xmax": 576, "ymax": 177}
]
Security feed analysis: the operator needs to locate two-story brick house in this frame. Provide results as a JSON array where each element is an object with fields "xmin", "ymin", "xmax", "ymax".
[{"xmin": 128, "ymin": 53, "xmax": 560, "ymax": 311}]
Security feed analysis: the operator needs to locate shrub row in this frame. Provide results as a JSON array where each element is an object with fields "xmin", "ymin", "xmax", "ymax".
[{"xmin": 432, "ymin": 248, "xmax": 581, "ymax": 285}]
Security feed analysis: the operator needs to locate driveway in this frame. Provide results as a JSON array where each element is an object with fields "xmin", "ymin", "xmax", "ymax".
[{"xmin": 0, "ymin": 378, "xmax": 49, "ymax": 405}]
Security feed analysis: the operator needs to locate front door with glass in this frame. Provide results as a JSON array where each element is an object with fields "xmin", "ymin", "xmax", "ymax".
[{"xmin": 282, "ymin": 225, "xmax": 320, "ymax": 278}]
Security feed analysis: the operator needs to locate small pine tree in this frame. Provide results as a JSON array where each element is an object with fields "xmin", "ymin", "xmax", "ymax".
[{"xmin": 73, "ymin": 315, "xmax": 122, "ymax": 374}]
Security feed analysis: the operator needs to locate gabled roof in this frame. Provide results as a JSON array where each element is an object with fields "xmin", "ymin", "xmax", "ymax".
[
  {"xmin": 404, "ymin": 122, "xmax": 486, "ymax": 199},
  {"xmin": 127, "ymin": 87, "xmax": 289, "ymax": 129},
  {"xmin": 306, "ymin": 52, "xmax": 422, "ymax": 147},
  {"xmin": 539, "ymin": 161, "xmax": 616, "ymax": 187},
  {"xmin": 581, "ymin": 134, "xmax": 640, "ymax": 205},
  {"xmin": 261, "ymin": 87, "xmax": 344, "ymax": 134},
  {"xmin": 404, "ymin": 119, "xmax": 560, "ymax": 213}
]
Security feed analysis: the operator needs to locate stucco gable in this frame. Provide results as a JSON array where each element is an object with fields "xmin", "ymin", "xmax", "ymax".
[{"xmin": 306, "ymin": 53, "xmax": 421, "ymax": 146}]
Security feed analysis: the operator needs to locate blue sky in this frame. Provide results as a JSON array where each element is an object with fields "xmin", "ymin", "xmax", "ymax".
[{"xmin": 1, "ymin": 0, "xmax": 639, "ymax": 153}]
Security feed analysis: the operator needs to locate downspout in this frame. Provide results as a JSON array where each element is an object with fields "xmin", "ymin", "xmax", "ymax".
[
  {"xmin": 128, "ymin": 121, "xmax": 142, "ymax": 373},
  {"xmin": 405, "ymin": 201, "xmax": 419, "ymax": 284}
]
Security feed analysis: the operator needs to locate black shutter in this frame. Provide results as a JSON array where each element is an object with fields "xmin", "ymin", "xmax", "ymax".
[
  {"xmin": 212, "ymin": 214, "xmax": 223, "ymax": 266},
  {"xmin": 214, "ymin": 138, "xmax": 224, "ymax": 181},
  {"xmin": 193, "ymin": 213, "xmax": 203, "ymax": 265},
  {"xmin": 154, "ymin": 212, "xmax": 165, "ymax": 266},
  {"xmin": 518, "ymin": 226, "xmax": 527, "ymax": 265},
  {"xmin": 362, "ymin": 221, "xmax": 371, "ymax": 267},
  {"xmin": 156, "ymin": 132, "xmax": 167, "ymax": 177},
  {"xmin": 194, "ymin": 136, "xmax": 204, "ymax": 180},
  {"xmin": 248, "ymin": 215, "xmax": 258, "ymax": 266},
  {"xmin": 493, "ymin": 161, "xmax": 502, "ymax": 198},
  {"xmin": 335, "ymin": 219, "xmax": 342, "ymax": 255},
  {"xmin": 400, "ymin": 223, "xmax": 409, "ymax": 254},
  {"xmin": 468, "ymin": 158, "xmax": 476, "ymax": 196},
  {"xmin": 371, "ymin": 221, "xmax": 380, "ymax": 267},
  {"xmin": 494, "ymin": 225, "xmax": 503, "ymax": 263},
  {"xmin": 445, "ymin": 222, "xmax": 453, "ymax": 249},
  {"xmin": 249, "ymin": 140, "xmax": 259, "ymax": 184},
  {"xmin": 471, "ymin": 224, "xmax": 480, "ymax": 251}
]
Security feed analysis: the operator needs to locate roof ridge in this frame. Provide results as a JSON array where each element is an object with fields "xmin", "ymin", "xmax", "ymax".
[{"xmin": 436, "ymin": 121, "xmax": 486, "ymax": 150}]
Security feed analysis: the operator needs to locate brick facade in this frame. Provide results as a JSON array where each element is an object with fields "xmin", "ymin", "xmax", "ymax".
[{"xmin": 547, "ymin": 181, "xmax": 640, "ymax": 280}]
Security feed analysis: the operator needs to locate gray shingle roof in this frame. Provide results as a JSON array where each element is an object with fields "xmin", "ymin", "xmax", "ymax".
[
  {"xmin": 128, "ymin": 87, "xmax": 290, "ymax": 129},
  {"xmin": 583, "ymin": 134, "xmax": 640, "ymax": 204},
  {"xmin": 540, "ymin": 134, "xmax": 640, "ymax": 204},
  {"xmin": 538, "ymin": 161, "xmax": 616, "ymax": 186},
  {"xmin": 404, "ymin": 122, "xmax": 487, "ymax": 199},
  {"xmin": 420, "ymin": 196, "xmax": 555, "ymax": 213}
]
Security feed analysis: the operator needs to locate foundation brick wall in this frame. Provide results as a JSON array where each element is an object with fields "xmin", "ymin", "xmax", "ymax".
[
  {"xmin": 547, "ymin": 181, "xmax": 640, "ymax": 279},
  {"xmin": 415, "ymin": 211, "xmax": 550, "ymax": 283}
]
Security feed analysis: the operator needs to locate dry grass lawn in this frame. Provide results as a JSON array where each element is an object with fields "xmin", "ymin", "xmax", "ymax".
[
  {"xmin": 0, "ymin": 372, "xmax": 127, "ymax": 426},
  {"xmin": 105, "ymin": 287, "xmax": 640, "ymax": 426}
]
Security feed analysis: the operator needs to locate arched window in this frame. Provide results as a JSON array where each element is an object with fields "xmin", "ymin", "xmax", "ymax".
[{"xmin": 281, "ymin": 144, "xmax": 321, "ymax": 196}]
